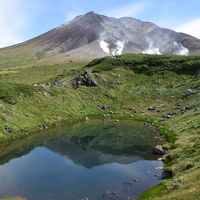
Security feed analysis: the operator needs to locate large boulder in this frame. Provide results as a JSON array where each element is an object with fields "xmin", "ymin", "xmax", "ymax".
[{"xmin": 73, "ymin": 71, "xmax": 97, "ymax": 88}]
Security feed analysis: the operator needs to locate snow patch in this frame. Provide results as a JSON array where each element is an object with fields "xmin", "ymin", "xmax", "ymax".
[
  {"xmin": 173, "ymin": 42, "xmax": 189, "ymax": 55},
  {"xmin": 142, "ymin": 41, "xmax": 161, "ymax": 55},
  {"xmin": 112, "ymin": 41, "xmax": 125, "ymax": 56},
  {"xmin": 100, "ymin": 40, "xmax": 110, "ymax": 54}
]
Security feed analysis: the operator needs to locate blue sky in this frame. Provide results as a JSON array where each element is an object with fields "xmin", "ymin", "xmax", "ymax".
[{"xmin": 0, "ymin": 0, "xmax": 200, "ymax": 47}]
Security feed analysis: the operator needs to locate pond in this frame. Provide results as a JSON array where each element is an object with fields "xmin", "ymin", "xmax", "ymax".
[{"xmin": 0, "ymin": 120, "xmax": 163, "ymax": 200}]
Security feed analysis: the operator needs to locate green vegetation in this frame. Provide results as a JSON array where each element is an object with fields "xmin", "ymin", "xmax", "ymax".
[
  {"xmin": 87, "ymin": 54, "xmax": 200, "ymax": 75},
  {"xmin": 0, "ymin": 62, "xmax": 86, "ymax": 84},
  {"xmin": 0, "ymin": 54, "xmax": 199, "ymax": 199},
  {"xmin": 0, "ymin": 82, "xmax": 37, "ymax": 104}
]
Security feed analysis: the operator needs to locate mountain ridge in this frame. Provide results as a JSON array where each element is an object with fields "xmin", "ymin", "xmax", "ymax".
[{"xmin": 1, "ymin": 11, "xmax": 200, "ymax": 68}]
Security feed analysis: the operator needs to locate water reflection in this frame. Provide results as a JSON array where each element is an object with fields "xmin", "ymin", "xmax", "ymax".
[{"xmin": 0, "ymin": 121, "xmax": 163, "ymax": 200}]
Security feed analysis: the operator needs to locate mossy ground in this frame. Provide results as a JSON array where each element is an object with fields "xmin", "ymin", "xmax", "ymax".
[{"xmin": 0, "ymin": 54, "xmax": 199, "ymax": 199}]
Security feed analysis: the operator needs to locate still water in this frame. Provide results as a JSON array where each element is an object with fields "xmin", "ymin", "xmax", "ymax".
[{"xmin": 0, "ymin": 121, "xmax": 163, "ymax": 200}]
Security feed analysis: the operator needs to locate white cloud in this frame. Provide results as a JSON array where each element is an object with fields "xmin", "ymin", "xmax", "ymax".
[
  {"xmin": 175, "ymin": 18, "xmax": 200, "ymax": 39},
  {"xmin": 105, "ymin": 2, "xmax": 146, "ymax": 18},
  {"xmin": 0, "ymin": 0, "xmax": 27, "ymax": 48}
]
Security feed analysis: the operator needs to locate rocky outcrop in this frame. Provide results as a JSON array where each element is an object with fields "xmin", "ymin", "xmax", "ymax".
[{"xmin": 73, "ymin": 71, "xmax": 97, "ymax": 88}]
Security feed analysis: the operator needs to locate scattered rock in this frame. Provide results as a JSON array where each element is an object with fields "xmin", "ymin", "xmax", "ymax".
[
  {"xmin": 85, "ymin": 116, "xmax": 89, "ymax": 121},
  {"xmin": 187, "ymin": 89, "xmax": 193, "ymax": 95},
  {"xmin": 148, "ymin": 106, "xmax": 156, "ymax": 111},
  {"xmin": 40, "ymin": 124, "xmax": 48, "ymax": 130},
  {"xmin": 62, "ymin": 80, "xmax": 70, "ymax": 86},
  {"xmin": 175, "ymin": 103, "xmax": 181, "ymax": 108},
  {"xmin": 40, "ymin": 83, "xmax": 51, "ymax": 90},
  {"xmin": 101, "ymin": 105, "xmax": 108, "ymax": 110},
  {"xmin": 53, "ymin": 80, "xmax": 62, "ymax": 86},
  {"xmin": 182, "ymin": 88, "xmax": 195, "ymax": 98},
  {"xmin": 185, "ymin": 105, "xmax": 194, "ymax": 110},
  {"xmin": 162, "ymin": 114, "xmax": 171, "ymax": 120},
  {"xmin": 157, "ymin": 157, "xmax": 164, "ymax": 161},
  {"xmin": 104, "ymin": 114, "xmax": 110, "ymax": 119},
  {"xmin": 115, "ymin": 119, "xmax": 120, "ymax": 122},
  {"xmin": 7, "ymin": 99, "xmax": 17, "ymax": 105},
  {"xmin": 4, "ymin": 126, "xmax": 13, "ymax": 133},
  {"xmin": 43, "ymin": 91, "xmax": 49, "ymax": 97},
  {"xmin": 152, "ymin": 145, "xmax": 165, "ymax": 155}
]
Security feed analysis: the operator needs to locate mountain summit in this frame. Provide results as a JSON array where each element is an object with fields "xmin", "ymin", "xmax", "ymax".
[{"xmin": 1, "ymin": 11, "xmax": 200, "ymax": 66}]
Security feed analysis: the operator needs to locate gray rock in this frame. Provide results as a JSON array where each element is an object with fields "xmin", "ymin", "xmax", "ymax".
[
  {"xmin": 187, "ymin": 89, "xmax": 193, "ymax": 95},
  {"xmin": 73, "ymin": 71, "xmax": 97, "ymax": 87},
  {"xmin": 43, "ymin": 91, "xmax": 49, "ymax": 97},
  {"xmin": 152, "ymin": 145, "xmax": 165, "ymax": 155},
  {"xmin": 103, "ymin": 114, "xmax": 110, "ymax": 119},
  {"xmin": 148, "ymin": 106, "xmax": 156, "ymax": 111},
  {"xmin": 40, "ymin": 83, "xmax": 51, "ymax": 90},
  {"xmin": 40, "ymin": 124, "xmax": 48, "ymax": 130},
  {"xmin": 7, "ymin": 99, "xmax": 17, "ymax": 105},
  {"xmin": 157, "ymin": 157, "xmax": 164, "ymax": 161},
  {"xmin": 162, "ymin": 114, "xmax": 171, "ymax": 119},
  {"xmin": 53, "ymin": 80, "xmax": 62, "ymax": 86},
  {"xmin": 101, "ymin": 104, "xmax": 108, "ymax": 110},
  {"xmin": 4, "ymin": 126, "xmax": 13, "ymax": 133}
]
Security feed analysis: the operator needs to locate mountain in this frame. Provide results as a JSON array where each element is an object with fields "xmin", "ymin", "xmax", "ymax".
[{"xmin": 1, "ymin": 11, "xmax": 200, "ymax": 68}]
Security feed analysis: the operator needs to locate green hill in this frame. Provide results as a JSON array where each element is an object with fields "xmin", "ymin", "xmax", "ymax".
[{"xmin": 0, "ymin": 54, "xmax": 199, "ymax": 199}]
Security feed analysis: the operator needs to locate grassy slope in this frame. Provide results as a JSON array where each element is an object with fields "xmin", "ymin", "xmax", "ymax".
[
  {"xmin": 0, "ymin": 43, "xmax": 87, "ymax": 69},
  {"xmin": 0, "ymin": 54, "xmax": 199, "ymax": 199}
]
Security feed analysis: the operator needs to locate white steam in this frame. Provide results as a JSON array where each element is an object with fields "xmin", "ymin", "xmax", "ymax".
[
  {"xmin": 112, "ymin": 41, "xmax": 125, "ymax": 56},
  {"xmin": 142, "ymin": 41, "xmax": 161, "ymax": 55},
  {"xmin": 99, "ymin": 32, "xmax": 125, "ymax": 55},
  {"xmin": 173, "ymin": 42, "xmax": 189, "ymax": 55},
  {"xmin": 100, "ymin": 40, "xmax": 110, "ymax": 54},
  {"xmin": 99, "ymin": 40, "xmax": 125, "ymax": 56}
]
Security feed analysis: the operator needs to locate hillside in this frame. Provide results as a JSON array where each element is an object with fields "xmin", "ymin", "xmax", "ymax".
[
  {"xmin": 0, "ymin": 54, "xmax": 199, "ymax": 199},
  {"xmin": 1, "ymin": 12, "xmax": 200, "ymax": 69}
]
